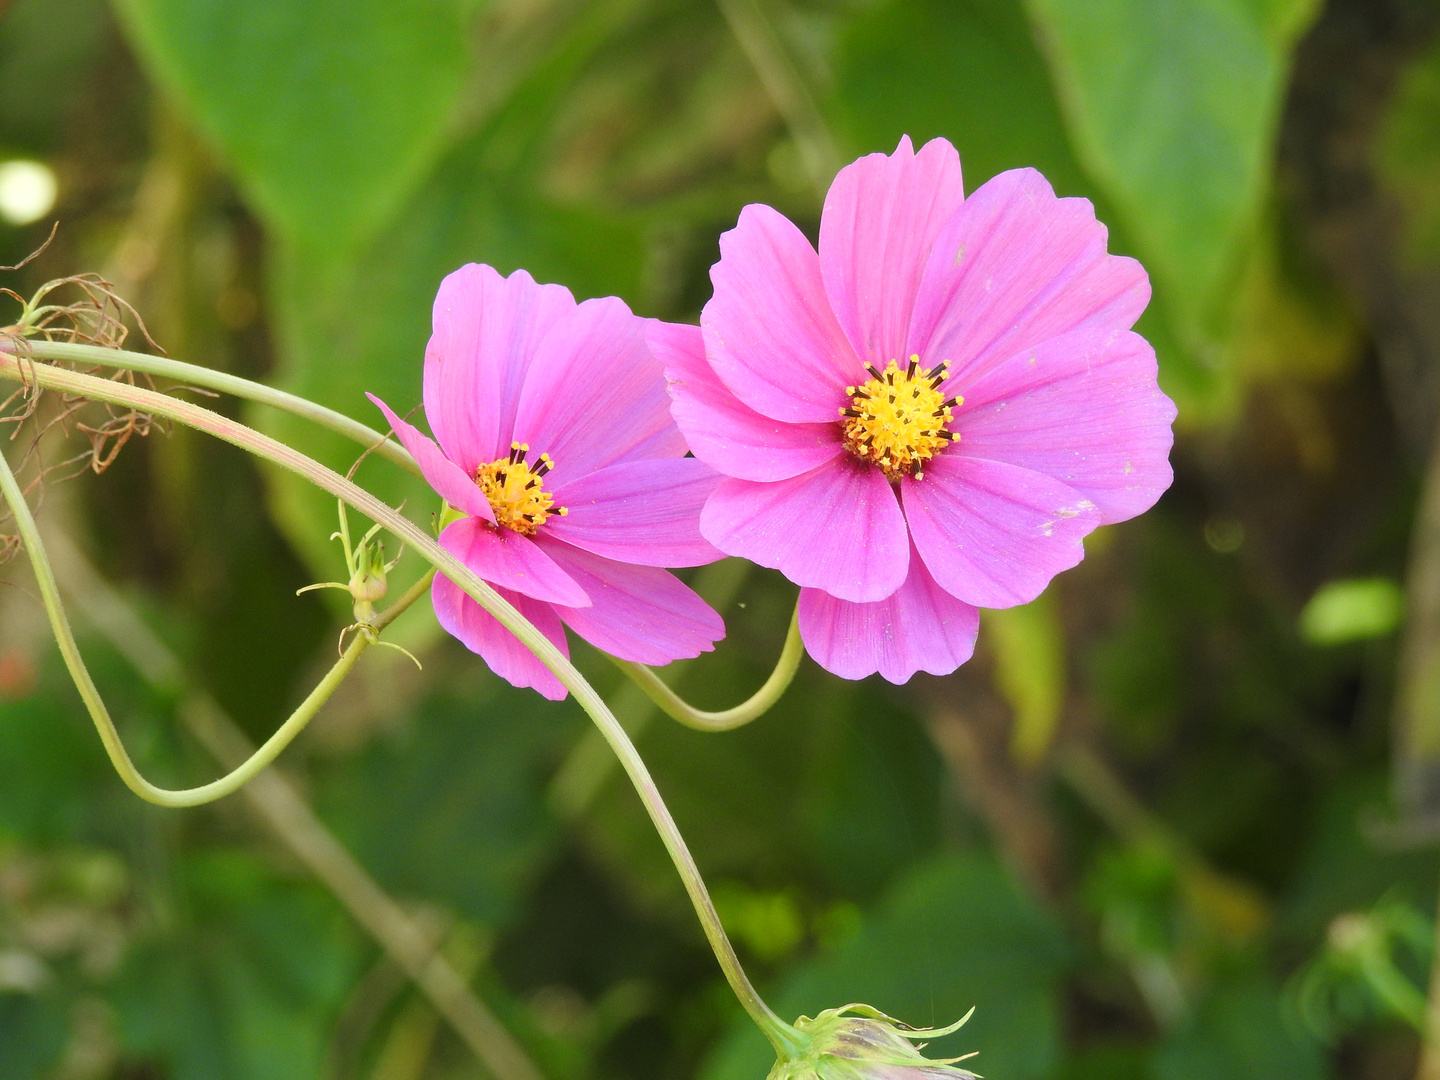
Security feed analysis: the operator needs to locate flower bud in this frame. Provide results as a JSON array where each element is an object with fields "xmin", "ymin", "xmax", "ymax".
[{"xmin": 766, "ymin": 1004, "xmax": 978, "ymax": 1080}]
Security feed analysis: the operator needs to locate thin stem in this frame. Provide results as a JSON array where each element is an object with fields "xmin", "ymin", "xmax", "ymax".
[
  {"xmin": 612, "ymin": 599, "xmax": 803, "ymax": 732},
  {"xmin": 0, "ymin": 437, "xmax": 432, "ymax": 807},
  {"xmin": 8, "ymin": 338, "xmax": 421, "ymax": 478},
  {"xmin": 45, "ymin": 531, "xmax": 544, "ymax": 1080},
  {"xmin": 0, "ymin": 354, "xmax": 798, "ymax": 1051}
]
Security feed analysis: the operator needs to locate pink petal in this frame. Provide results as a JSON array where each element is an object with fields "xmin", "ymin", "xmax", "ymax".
[
  {"xmin": 819, "ymin": 136, "xmax": 965, "ymax": 367},
  {"xmin": 422, "ymin": 264, "xmax": 576, "ymax": 471},
  {"xmin": 539, "ymin": 540, "xmax": 724, "ymax": 665},
  {"xmin": 906, "ymin": 169, "xmax": 1150, "ymax": 389},
  {"xmin": 432, "ymin": 574, "xmax": 569, "ymax": 700},
  {"xmin": 547, "ymin": 457, "xmax": 724, "ymax": 567},
  {"xmin": 367, "ymin": 393, "xmax": 495, "ymax": 525},
  {"xmin": 511, "ymin": 297, "xmax": 686, "ymax": 491},
  {"xmin": 439, "ymin": 517, "xmax": 590, "ymax": 608},
  {"xmin": 702, "ymin": 203, "xmax": 862, "ymax": 424},
  {"xmin": 902, "ymin": 454, "xmax": 1101, "ymax": 609},
  {"xmin": 651, "ymin": 320, "xmax": 842, "ymax": 482},
  {"xmin": 700, "ymin": 457, "xmax": 909, "ymax": 603},
  {"xmin": 953, "ymin": 327, "xmax": 1176, "ymax": 524},
  {"xmin": 798, "ymin": 546, "xmax": 979, "ymax": 683}
]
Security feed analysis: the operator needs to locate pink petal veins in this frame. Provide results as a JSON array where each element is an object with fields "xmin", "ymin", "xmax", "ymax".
[
  {"xmin": 368, "ymin": 393, "xmax": 496, "ymax": 525},
  {"xmin": 798, "ymin": 547, "xmax": 979, "ymax": 683},
  {"xmin": 703, "ymin": 203, "xmax": 862, "ymax": 424},
  {"xmin": 512, "ymin": 297, "xmax": 685, "ymax": 491},
  {"xmin": 540, "ymin": 540, "xmax": 725, "ymax": 665},
  {"xmin": 953, "ymin": 327, "xmax": 1177, "ymax": 524},
  {"xmin": 432, "ymin": 574, "xmax": 570, "ymax": 700},
  {"xmin": 700, "ymin": 457, "xmax": 909, "ymax": 604},
  {"xmin": 820, "ymin": 135, "xmax": 965, "ymax": 367},
  {"xmin": 439, "ymin": 516, "xmax": 590, "ymax": 608},
  {"xmin": 650, "ymin": 320, "xmax": 842, "ymax": 483},
  {"xmin": 422, "ymin": 264, "xmax": 575, "ymax": 471},
  {"xmin": 902, "ymin": 453, "xmax": 1101, "ymax": 609},
  {"xmin": 547, "ymin": 456, "xmax": 725, "ymax": 567},
  {"xmin": 907, "ymin": 168, "xmax": 1149, "ymax": 389}
]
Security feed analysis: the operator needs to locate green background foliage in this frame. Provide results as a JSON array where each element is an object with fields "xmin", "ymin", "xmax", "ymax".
[{"xmin": 3, "ymin": 0, "xmax": 1440, "ymax": 1076}]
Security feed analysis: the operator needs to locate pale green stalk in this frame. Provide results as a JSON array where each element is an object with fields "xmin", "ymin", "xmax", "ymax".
[
  {"xmin": 612, "ymin": 600, "xmax": 803, "ymax": 731},
  {"xmin": 0, "ymin": 351, "xmax": 799, "ymax": 1051},
  {"xmin": 0, "ymin": 437, "xmax": 433, "ymax": 807},
  {"xmin": 12, "ymin": 338, "xmax": 420, "ymax": 477}
]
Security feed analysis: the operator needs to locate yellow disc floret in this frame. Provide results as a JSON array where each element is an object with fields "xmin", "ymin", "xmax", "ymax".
[
  {"xmin": 840, "ymin": 356, "xmax": 961, "ymax": 481},
  {"xmin": 475, "ymin": 442, "xmax": 568, "ymax": 536}
]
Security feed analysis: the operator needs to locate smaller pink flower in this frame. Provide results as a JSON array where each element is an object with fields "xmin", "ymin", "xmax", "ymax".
[
  {"xmin": 656, "ymin": 137, "xmax": 1176, "ymax": 684},
  {"xmin": 371, "ymin": 263, "xmax": 726, "ymax": 700}
]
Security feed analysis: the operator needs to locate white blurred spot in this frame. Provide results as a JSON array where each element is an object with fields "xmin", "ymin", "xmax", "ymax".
[{"xmin": 0, "ymin": 160, "xmax": 58, "ymax": 226}]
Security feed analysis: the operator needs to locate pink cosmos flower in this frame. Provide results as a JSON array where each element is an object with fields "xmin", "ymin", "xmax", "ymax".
[
  {"xmin": 654, "ymin": 136, "xmax": 1176, "ymax": 684},
  {"xmin": 370, "ymin": 263, "xmax": 726, "ymax": 700}
]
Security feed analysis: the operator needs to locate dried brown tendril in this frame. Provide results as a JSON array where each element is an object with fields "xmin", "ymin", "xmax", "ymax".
[{"xmin": 1, "ymin": 230, "xmax": 165, "ymax": 556}]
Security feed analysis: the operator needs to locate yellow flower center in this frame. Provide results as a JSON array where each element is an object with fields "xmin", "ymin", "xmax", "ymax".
[
  {"xmin": 475, "ymin": 442, "xmax": 567, "ymax": 536},
  {"xmin": 840, "ymin": 356, "xmax": 960, "ymax": 482}
]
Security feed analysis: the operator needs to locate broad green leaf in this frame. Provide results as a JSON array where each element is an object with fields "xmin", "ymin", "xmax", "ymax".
[
  {"xmin": 701, "ymin": 853, "xmax": 1069, "ymax": 1080},
  {"xmin": 112, "ymin": 0, "xmax": 475, "ymax": 258},
  {"xmin": 1024, "ymin": 0, "xmax": 1319, "ymax": 351},
  {"xmin": 829, "ymin": 0, "xmax": 1089, "ymax": 195}
]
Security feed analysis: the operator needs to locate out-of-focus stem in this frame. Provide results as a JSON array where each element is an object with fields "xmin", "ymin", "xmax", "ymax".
[
  {"xmin": 11, "ymin": 338, "xmax": 420, "ymax": 478},
  {"xmin": 0, "ymin": 352, "xmax": 797, "ymax": 1052},
  {"xmin": 44, "ymin": 533, "xmax": 545, "ymax": 1080},
  {"xmin": 612, "ymin": 599, "xmax": 802, "ymax": 732},
  {"xmin": 716, "ymin": 0, "xmax": 840, "ymax": 196}
]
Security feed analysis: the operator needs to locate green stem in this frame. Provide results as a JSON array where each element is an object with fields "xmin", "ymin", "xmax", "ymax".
[
  {"xmin": 9, "ymin": 338, "xmax": 420, "ymax": 478},
  {"xmin": 612, "ymin": 600, "xmax": 803, "ymax": 731},
  {"xmin": 0, "ymin": 352, "xmax": 799, "ymax": 1052},
  {"xmin": 0, "ymin": 436, "xmax": 432, "ymax": 807}
]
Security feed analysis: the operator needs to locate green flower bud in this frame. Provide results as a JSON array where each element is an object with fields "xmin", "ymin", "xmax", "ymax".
[
  {"xmin": 348, "ymin": 542, "xmax": 389, "ymax": 606},
  {"xmin": 767, "ymin": 1004, "xmax": 978, "ymax": 1080}
]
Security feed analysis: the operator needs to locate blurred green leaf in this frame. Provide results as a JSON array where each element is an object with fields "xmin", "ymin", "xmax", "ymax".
[
  {"xmin": 1299, "ymin": 577, "xmax": 1405, "ymax": 646},
  {"xmin": 0, "ymin": 993, "xmax": 69, "ymax": 1080},
  {"xmin": 829, "ymin": 0, "xmax": 1089, "ymax": 194},
  {"xmin": 318, "ymin": 678, "xmax": 573, "ymax": 927},
  {"xmin": 114, "ymin": 849, "xmax": 361, "ymax": 1080},
  {"xmin": 1377, "ymin": 33, "xmax": 1440, "ymax": 267},
  {"xmin": 1025, "ymin": 0, "xmax": 1319, "ymax": 356},
  {"xmin": 702, "ymin": 853, "xmax": 1070, "ymax": 1080},
  {"xmin": 113, "ymin": 0, "xmax": 476, "ymax": 258},
  {"xmin": 1151, "ymin": 976, "xmax": 1325, "ymax": 1080}
]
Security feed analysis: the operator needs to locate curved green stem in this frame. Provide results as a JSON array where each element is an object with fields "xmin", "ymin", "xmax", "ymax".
[
  {"xmin": 0, "ymin": 354, "xmax": 799, "ymax": 1052},
  {"xmin": 612, "ymin": 600, "xmax": 802, "ymax": 731},
  {"xmin": 7, "ymin": 338, "xmax": 420, "ymax": 478},
  {"xmin": 0, "ymin": 438, "xmax": 433, "ymax": 808}
]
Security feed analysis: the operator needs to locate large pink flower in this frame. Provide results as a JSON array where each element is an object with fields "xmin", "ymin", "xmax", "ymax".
[
  {"xmin": 655, "ymin": 137, "xmax": 1176, "ymax": 684},
  {"xmin": 371, "ymin": 263, "xmax": 726, "ymax": 700}
]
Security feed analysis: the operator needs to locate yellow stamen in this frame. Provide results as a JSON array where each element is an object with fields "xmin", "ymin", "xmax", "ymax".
[
  {"xmin": 475, "ymin": 442, "xmax": 568, "ymax": 535},
  {"xmin": 840, "ymin": 356, "xmax": 960, "ymax": 481}
]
